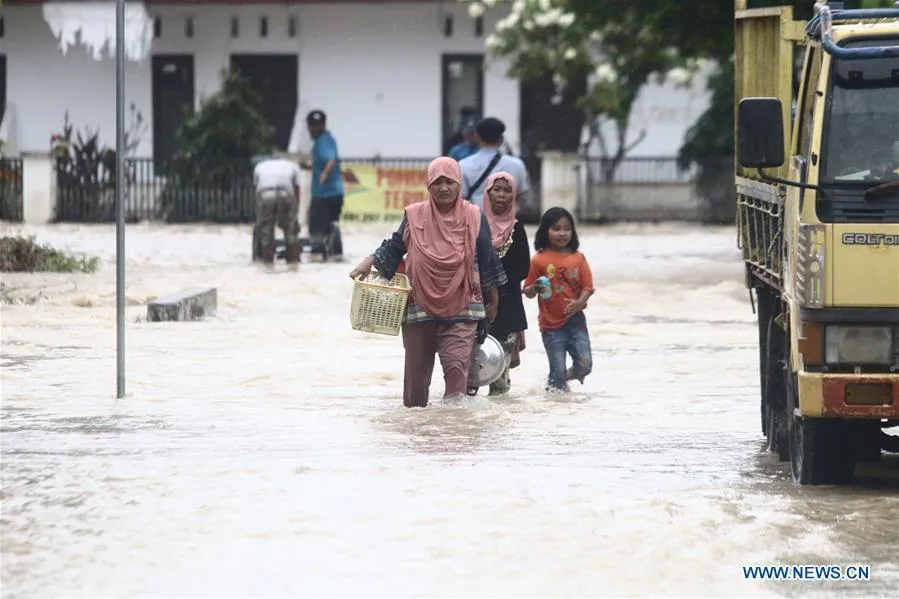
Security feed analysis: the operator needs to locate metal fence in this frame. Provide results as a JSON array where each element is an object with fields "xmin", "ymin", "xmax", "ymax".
[
  {"xmin": 581, "ymin": 156, "xmax": 696, "ymax": 184},
  {"xmin": 577, "ymin": 155, "xmax": 734, "ymax": 223},
  {"xmin": 0, "ymin": 158, "xmax": 24, "ymax": 222},
  {"xmin": 55, "ymin": 157, "xmax": 117, "ymax": 222},
  {"xmin": 53, "ymin": 156, "xmax": 438, "ymax": 223}
]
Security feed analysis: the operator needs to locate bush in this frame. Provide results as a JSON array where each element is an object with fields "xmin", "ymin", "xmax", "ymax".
[
  {"xmin": 160, "ymin": 70, "xmax": 275, "ymax": 222},
  {"xmin": 0, "ymin": 236, "xmax": 100, "ymax": 273}
]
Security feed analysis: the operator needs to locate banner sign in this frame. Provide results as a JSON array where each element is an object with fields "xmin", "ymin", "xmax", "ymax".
[{"xmin": 340, "ymin": 163, "xmax": 430, "ymax": 222}]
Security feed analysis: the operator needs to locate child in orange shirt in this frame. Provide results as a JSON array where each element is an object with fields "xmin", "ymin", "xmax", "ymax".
[{"xmin": 523, "ymin": 207, "xmax": 595, "ymax": 391}]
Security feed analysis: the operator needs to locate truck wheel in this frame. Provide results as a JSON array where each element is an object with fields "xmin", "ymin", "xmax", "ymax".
[
  {"xmin": 755, "ymin": 287, "xmax": 775, "ymax": 436},
  {"xmin": 853, "ymin": 422, "xmax": 883, "ymax": 462},
  {"xmin": 786, "ymin": 366, "xmax": 855, "ymax": 485},
  {"xmin": 764, "ymin": 311, "xmax": 788, "ymax": 461}
]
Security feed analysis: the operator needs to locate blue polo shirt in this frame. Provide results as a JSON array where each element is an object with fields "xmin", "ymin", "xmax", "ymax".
[
  {"xmin": 448, "ymin": 142, "xmax": 478, "ymax": 162},
  {"xmin": 312, "ymin": 130, "xmax": 344, "ymax": 198}
]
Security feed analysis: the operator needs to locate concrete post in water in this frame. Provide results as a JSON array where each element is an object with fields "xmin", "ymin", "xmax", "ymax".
[{"xmin": 115, "ymin": 0, "xmax": 126, "ymax": 398}]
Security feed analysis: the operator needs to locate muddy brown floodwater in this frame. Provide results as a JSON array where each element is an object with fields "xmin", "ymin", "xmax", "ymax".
[{"xmin": 1, "ymin": 221, "xmax": 897, "ymax": 598}]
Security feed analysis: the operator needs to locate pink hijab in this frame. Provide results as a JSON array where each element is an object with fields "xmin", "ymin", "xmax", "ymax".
[
  {"xmin": 483, "ymin": 172, "xmax": 518, "ymax": 249},
  {"xmin": 403, "ymin": 157, "xmax": 482, "ymax": 318}
]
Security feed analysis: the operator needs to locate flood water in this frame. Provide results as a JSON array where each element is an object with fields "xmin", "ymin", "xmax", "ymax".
[{"xmin": 1, "ymin": 221, "xmax": 897, "ymax": 598}]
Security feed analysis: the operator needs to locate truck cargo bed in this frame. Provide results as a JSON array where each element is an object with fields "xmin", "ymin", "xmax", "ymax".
[{"xmin": 737, "ymin": 176, "xmax": 784, "ymax": 291}]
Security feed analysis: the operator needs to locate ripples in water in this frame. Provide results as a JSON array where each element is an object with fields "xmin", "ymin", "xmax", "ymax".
[{"xmin": 1, "ymin": 222, "xmax": 897, "ymax": 598}]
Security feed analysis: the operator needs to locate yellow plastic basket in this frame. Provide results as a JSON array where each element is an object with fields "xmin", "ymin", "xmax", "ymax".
[{"xmin": 350, "ymin": 271, "xmax": 411, "ymax": 336}]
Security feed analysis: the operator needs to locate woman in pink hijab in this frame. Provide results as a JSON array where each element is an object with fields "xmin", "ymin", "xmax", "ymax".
[
  {"xmin": 468, "ymin": 172, "xmax": 531, "ymax": 396},
  {"xmin": 349, "ymin": 157, "xmax": 508, "ymax": 407}
]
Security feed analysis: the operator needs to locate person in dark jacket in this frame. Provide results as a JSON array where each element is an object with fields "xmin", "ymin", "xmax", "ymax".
[{"xmin": 468, "ymin": 171, "xmax": 531, "ymax": 396}]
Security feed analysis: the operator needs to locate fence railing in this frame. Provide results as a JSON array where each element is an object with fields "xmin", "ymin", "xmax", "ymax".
[
  {"xmin": 53, "ymin": 156, "xmax": 438, "ymax": 223},
  {"xmin": 11, "ymin": 154, "xmax": 733, "ymax": 225},
  {"xmin": 0, "ymin": 158, "xmax": 24, "ymax": 222},
  {"xmin": 580, "ymin": 156, "xmax": 696, "ymax": 184},
  {"xmin": 578, "ymin": 155, "xmax": 735, "ymax": 224}
]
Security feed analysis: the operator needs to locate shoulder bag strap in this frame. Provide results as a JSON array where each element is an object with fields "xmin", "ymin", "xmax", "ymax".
[{"xmin": 467, "ymin": 151, "xmax": 503, "ymax": 199}]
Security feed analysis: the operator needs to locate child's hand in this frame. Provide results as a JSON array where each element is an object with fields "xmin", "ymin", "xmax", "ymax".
[{"xmin": 563, "ymin": 298, "xmax": 585, "ymax": 315}]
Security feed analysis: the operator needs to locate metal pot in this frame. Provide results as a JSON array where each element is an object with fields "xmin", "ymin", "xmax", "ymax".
[{"xmin": 472, "ymin": 334, "xmax": 507, "ymax": 387}]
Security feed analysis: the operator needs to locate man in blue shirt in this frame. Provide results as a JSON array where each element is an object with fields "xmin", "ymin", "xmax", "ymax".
[
  {"xmin": 306, "ymin": 110, "xmax": 344, "ymax": 252},
  {"xmin": 459, "ymin": 117, "xmax": 531, "ymax": 211},
  {"xmin": 447, "ymin": 119, "xmax": 479, "ymax": 162}
]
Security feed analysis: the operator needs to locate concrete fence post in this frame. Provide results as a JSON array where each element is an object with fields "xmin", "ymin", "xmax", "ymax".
[
  {"xmin": 22, "ymin": 152, "xmax": 56, "ymax": 224},
  {"xmin": 538, "ymin": 151, "xmax": 580, "ymax": 221}
]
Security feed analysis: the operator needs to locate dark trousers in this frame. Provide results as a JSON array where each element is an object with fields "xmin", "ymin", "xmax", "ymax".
[
  {"xmin": 308, "ymin": 195, "xmax": 344, "ymax": 237},
  {"xmin": 401, "ymin": 321, "xmax": 477, "ymax": 408}
]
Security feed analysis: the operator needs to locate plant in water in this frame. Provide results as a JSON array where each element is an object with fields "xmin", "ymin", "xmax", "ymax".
[
  {"xmin": 0, "ymin": 236, "xmax": 100, "ymax": 273},
  {"xmin": 0, "ymin": 283, "xmax": 45, "ymax": 305}
]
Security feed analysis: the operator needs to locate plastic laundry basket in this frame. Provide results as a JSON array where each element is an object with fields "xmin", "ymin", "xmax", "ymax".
[{"xmin": 350, "ymin": 272, "xmax": 411, "ymax": 336}]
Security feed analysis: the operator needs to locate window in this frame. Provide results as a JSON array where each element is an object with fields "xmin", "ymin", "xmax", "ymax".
[
  {"xmin": 821, "ymin": 37, "xmax": 899, "ymax": 182},
  {"xmin": 441, "ymin": 54, "xmax": 484, "ymax": 154}
]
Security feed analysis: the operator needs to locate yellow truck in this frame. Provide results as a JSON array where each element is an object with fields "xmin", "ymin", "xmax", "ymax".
[{"xmin": 735, "ymin": 0, "xmax": 899, "ymax": 485}]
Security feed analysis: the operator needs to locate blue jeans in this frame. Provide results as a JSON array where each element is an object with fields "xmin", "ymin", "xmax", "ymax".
[{"xmin": 540, "ymin": 311, "xmax": 593, "ymax": 391}]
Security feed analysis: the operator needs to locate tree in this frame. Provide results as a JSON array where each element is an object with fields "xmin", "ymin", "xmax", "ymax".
[
  {"xmin": 464, "ymin": 0, "xmax": 699, "ymax": 181},
  {"xmin": 170, "ymin": 69, "xmax": 274, "ymax": 180},
  {"xmin": 162, "ymin": 69, "xmax": 275, "ymax": 222}
]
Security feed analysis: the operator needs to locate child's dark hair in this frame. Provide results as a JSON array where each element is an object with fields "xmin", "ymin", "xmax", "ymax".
[{"xmin": 534, "ymin": 207, "xmax": 580, "ymax": 252}]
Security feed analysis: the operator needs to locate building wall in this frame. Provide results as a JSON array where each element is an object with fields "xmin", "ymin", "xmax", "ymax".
[
  {"xmin": 0, "ymin": 2, "xmax": 711, "ymax": 161},
  {"xmin": 0, "ymin": 2, "xmax": 519, "ymax": 158},
  {"xmin": 622, "ymin": 65, "xmax": 714, "ymax": 158}
]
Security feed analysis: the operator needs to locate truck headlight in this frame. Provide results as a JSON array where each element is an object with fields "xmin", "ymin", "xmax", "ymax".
[{"xmin": 825, "ymin": 325, "xmax": 893, "ymax": 364}]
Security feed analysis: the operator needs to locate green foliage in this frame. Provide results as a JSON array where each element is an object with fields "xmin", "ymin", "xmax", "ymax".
[
  {"xmin": 467, "ymin": 0, "xmax": 702, "ymax": 178},
  {"xmin": 0, "ymin": 236, "xmax": 100, "ymax": 273},
  {"xmin": 162, "ymin": 70, "xmax": 275, "ymax": 222},
  {"xmin": 168, "ymin": 69, "xmax": 274, "ymax": 179},
  {"xmin": 469, "ymin": 0, "xmax": 895, "ymax": 191}
]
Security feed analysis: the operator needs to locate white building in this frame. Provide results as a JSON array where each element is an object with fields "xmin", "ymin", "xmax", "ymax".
[{"xmin": 0, "ymin": 0, "xmax": 710, "ymax": 164}]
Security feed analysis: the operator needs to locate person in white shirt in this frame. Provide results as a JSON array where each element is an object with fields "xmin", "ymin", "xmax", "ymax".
[{"xmin": 253, "ymin": 156, "xmax": 303, "ymax": 266}]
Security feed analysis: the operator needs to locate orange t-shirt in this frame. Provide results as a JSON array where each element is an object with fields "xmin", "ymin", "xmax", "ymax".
[{"xmin": 524, "ymin": 250, "xmax": 595, "ymax": 331}]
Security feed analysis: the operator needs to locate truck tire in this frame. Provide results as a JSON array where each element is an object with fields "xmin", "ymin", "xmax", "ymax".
[
  {"xmin": 764, "ymin": 312, "xmax": 788, "ymax": 461},
  {"xmin": 785, "ymin": 357, "xmax": 855, "ymax": 485},
  {"xmin": 853, "ymin": 422, "xmax": 883, "ymax": 462},
  {"xmin": 755, "ymin": 286, "xmax": 775, "ymax": 436}
]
